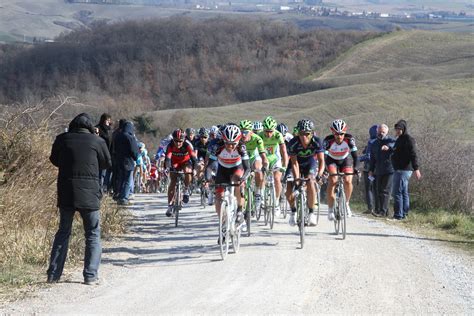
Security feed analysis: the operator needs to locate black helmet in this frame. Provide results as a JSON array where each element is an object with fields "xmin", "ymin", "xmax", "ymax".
[
  {"xmin": 276, "ymin": 123, "xmax": 288, "ymax": 135},
  {"xmin": 297, "ymin": 119, "xmax": 314, "ymax": 132}
]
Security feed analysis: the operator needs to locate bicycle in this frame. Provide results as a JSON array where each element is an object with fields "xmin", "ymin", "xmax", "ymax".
[
  {"xmin": 212, "ymin": 182, "xmax": 244, "ymax": 260},
  {"xmin": 263, "ymin": 170, "xmax": 276, "ymax": 229},
  {"xmin": 328, "ymin": 172, "xmax": 359, "ymax": 240},
  {"xmin": 170, "ymin": 170, "xmax": 193, "ymax": 227},
  {"xmin": 280, "ymin": 178, "xmax": 289, "ymax": 219},
  {"xmin": 293, "ymin": 178, "xmax": 311, "ymax": 249}
]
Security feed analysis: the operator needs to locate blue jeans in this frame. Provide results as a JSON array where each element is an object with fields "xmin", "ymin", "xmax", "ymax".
[
  {"xmin": 47, "ymin": 208, "xmax": 101, "ymax": 281},
  {"xmin": 392, "ymin": 170, "xmax": 412, "ymax": 219},
  {"xmin": 116, "ymin": 168, "xmax": 133, "ymax": 202}
]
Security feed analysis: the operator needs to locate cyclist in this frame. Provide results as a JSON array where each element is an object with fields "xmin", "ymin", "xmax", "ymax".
[
  {"xmin": 258, "ymin": 116, "xmax": 288, "ymax": 217},
  {"xmin": 209, "ymin": 125, "xmax": 219, "ymax": 140},
  {"xmin": 194, "ymin": 127, "xmax": 210, "ymax": 185},
  {"xmin": 277, "ymin": 123, "xmax": 293, "ymax": 144},
  {"xmin": 239, "ymin": 120, "xmax": 268, "ymax": 214},
  {"xmin": 253, "ymin": 121, "xmax": 263, "ymax": 134},
  {"xmin": 185, "ymin": 127, "xmax": 196, "ymax": 143},
  {"xmin": 204, "ymin": 126, "xmax": 222, "ymax": 205},
  {"xmin": 286, "ymin": 119, "xmax": 325, "ymax": 226},
  {"xmin": 211, "ymin": 124, "xmax": 250, "ymax": 236},
  {"xmin": 164, "ymin": 128, "xmax": 197, "ymax": 217},
  {"xmin": 323, "ymin": 119, "xmax": 359, "ymax": 220}
]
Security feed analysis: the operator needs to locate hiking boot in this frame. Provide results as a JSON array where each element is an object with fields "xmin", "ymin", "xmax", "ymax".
[{"xmin": 84, "ymin": 278, "xmax": 100, "ymax": 286}]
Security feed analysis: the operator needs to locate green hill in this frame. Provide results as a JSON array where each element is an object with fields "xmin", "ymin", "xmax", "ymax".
[{"xmin": 151, "ymin": 31, "xmax": 474, "ymax": 142}]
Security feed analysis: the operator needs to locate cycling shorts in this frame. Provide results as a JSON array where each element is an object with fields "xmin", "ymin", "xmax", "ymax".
[
  {"xmin": 326, "ymin": 156, "xmax": 353, "ymax": 174},
  {"xmin": 268, "ymin": 155, "xmax": 282, "ymax": 170},
  {"xmin": 299, "ymin": 156, "xmax": 318, "ymax": 177},
  {"xmin": 215, "ymin": 164, "xmax": 244, "ymax": 194},
  {"xmin": 172, "ymin": 160, "xmax": 192, "ymax": 171}
]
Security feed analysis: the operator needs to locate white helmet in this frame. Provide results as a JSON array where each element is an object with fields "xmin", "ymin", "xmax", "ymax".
[
  {"xmin": 253, "ymin": 121, "xmax": 263, "ymax": 131},
  {"xmin": 209, "ymin": 125, "xmax": 219, "ymax": 135},
  {"xmin": 222, "ymin": 125, "xmax": 241, "ymax": 143},
  {"xmin": 331, "ymin": 119, "xmax": 348, "ymax": 134}
]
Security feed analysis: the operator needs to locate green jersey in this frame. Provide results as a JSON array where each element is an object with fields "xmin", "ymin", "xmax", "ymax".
[
  {"xmin": 258, "ymin": 130, "xmax": 285, "ymax": 159},
  {"xmin": 244, "ymin": 133, "xmax": 265, "ymax": 159}
]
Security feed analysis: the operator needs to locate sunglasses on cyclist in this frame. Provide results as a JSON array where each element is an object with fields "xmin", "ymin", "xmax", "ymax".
[
  {"xmin": 299, "ymin": 132, "xmax": 311, "ymax": 137},
  {"xmin": 174, "ymin": 139, "xmax": 184, "ymax": 143},
  {"xmin": 264, "ymin": 129, "xmax": 274, "ymax": 133},
  {"xmin": 334, "ymin": 132, "xmax": 345, "ymax": 136},
  {"xmin": 242, "ymin": 130, "xmax": 251, "ymax": 136},
  {"xmin": 225, "ymin": 141, "xmax": 238, "ymax": 146}
]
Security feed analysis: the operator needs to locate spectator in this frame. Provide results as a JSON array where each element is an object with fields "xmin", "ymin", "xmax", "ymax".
[
  {"xmin": 96, "ymin": 113, "xmax": 113, "ymax": 191},
  {"xmin": 391, "ymin": 119, "xmax": 421, "ymax": 220},
  {"xmin": 110, "ymin": 119, "xmax": 127, "ymax": 198},
  {"xmin": 369, "ymin": 124, "xmax": 395, "ymax": 217},
  {"xmin": 47, "ymin": 113, "xmax": 111, "ymax": 285},
  {"xmin": 113, "ymin": 121, "xmax": 140, "ymax": 205},
  {"xmin": 359, "ymin": 124, "xmax": 378, "ymax": 214}
]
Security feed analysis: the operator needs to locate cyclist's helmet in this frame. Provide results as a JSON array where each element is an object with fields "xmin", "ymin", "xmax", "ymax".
[
  {"xmin": 331, "ymin": 119, "xmax": 348, "ymax": 134},
  {"xmin": 209, "ymin": 125, "xmax": 219, "ymax": 135},
  {"xmin": 253, "ymin": 121, "xmax": 263, "ymax": 132},
  {"xmin": 297, "ymin": 119, "xmax": 314, "ymax": 132},
  {"xmin": 198, "ymin": 127, "xmax": 209, "ymax": 138},
  {"xmin": 293, "ymin": 126, "xmax": 299, "ymax": 135},
  {"xmin": 185, "ymin": 127, "xmax": 195, "ymax": 136},
  {"xmin": 263, "ymin": 116, "xmax": 277, "ymax": 130},
  {"xmin": 221, "ymin": 124, "xmax": 241, "ymax": 143},
  {"xmin": 276, "ymin": 123, "xmax": 288, "ymax": 135},
  {"xmin": 239, "ymin": 120, "xmax": 253, "ymax": 130},
  {"xmin": 172, "ymin": 128, "xmax": 185, "ymax": 141}
]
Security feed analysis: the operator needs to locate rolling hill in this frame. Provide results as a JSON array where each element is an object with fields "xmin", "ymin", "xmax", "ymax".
[{"xmin": 150, "ymin": 30, "xmax": 474, "ymax": 142}]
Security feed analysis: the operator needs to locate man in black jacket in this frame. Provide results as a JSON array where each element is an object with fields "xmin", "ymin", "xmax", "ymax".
[
  {"xmin": 113, "ymin": 121, "xmax": 140, "ymax": 205},
  {"xmin": 369, "ymin": 124, "xmax": 396, "ymax": 217},
  {"xmin": 391, "ymin": 119, "xmax": 421, "ymax": 220},
  {"xmin": 47, "ymin": 113, "xmax": 111, "ymax": 285}
]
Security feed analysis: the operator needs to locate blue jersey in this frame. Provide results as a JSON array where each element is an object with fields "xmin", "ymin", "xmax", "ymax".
[{"xmin": 287, "ymin": 135, "xmax": 324, "ymax": 164}]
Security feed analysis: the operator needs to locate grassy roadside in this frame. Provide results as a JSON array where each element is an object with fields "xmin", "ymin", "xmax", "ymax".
[
  {"xmin": 352, "ymin": 202, "xmax": 474, "ymax": 253},
  {"xmin": 0, "ymin": 197, "xmax": 130, "ymax": 305}
]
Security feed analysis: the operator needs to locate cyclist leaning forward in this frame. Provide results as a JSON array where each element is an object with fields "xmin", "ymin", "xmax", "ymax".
[
  {"xmin": 239, "ymin": 120, "xmax": 269, "ymax": 213},
  {"xmin": 210, "ymin": 124, "xmax": 250, "ymax": 229},
  {"xmin": 258, "ymin": 116, "xmax": 288, "ymax": 217},
  {"xmin": 165, "ymin": 128, "xmax": 197, "ymax": 217},
  {"xmin": 323, "ymin": 119, "xmax": 359, "ymax": 220},
  {"xmin": 286, "ymin": 119, "xmax": 325, "ymax": 226}
]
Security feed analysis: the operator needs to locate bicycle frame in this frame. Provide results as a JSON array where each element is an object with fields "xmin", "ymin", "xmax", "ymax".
[{"xmin": 263, "ymin": 170, "xmax": 276, "ymax": 229}]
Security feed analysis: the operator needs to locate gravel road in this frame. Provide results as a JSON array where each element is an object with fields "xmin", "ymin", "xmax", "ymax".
[{"xmin": 2, "ymin": 193, "xmax": 473, "ymax": 314}]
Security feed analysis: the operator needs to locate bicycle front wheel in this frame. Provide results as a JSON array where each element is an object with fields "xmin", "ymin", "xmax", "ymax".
[
  {"xmin": 297, "ymin": 192, "xmax": 306, "ymax": 249},
  {"xmin": 269, "ymin": 185, "xmax": 276, "ymax": 230},
  {"xmin": 219, "ymin": 202, "xmax": 230, "ymax": 260},
  {"xmin": 174, "ymin": 183, "xmax": 181, "ymax": 227},
  {"xmin": 315, "ymin": 182, "xmax": 321, "ymax": 225},
  {"xmin": 334, "ymin": 190, "xmax": 341, "ymax": 235},
  {"xmin": 245, "ymin": 186, "xmax": 253, "ymax": 237},
  {"xmin": 340, "ymin": 191, "xmax": 347, "ymax": 240}
]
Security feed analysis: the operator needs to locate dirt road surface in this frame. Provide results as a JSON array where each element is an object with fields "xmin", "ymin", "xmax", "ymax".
[{"xmin": 2, "ymin": 193, "xmax": 473, "ymax": 314}]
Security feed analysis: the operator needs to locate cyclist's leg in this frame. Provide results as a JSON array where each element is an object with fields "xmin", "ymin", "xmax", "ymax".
[
  {"xmin": 214, "ymin": 165, "xmax": 229, "ymax": 218},
  {"xmin": 302, "ymin": 159, "xmax": 317, "ymax": 211},
  {"xmin": 325, "ymin": 157, "xmax": 339, "ymax": 210},
  {"xmin": 167, "ymin": 171, "xmax": 177, "ymax": 205},
  {"xmin": 253, "ymin": 156, "xmax": 264, "ymax": 195},
  {"xmin": 272, "ymin": 158, "xmax": 283, "ymax": 201},
  {"xmin": 232, "ymin": 167, "xmax": 245, "ymax": 208},
  {"xmin": 341, "ymin": 157, "xmax": 354, "ymax": 204}
]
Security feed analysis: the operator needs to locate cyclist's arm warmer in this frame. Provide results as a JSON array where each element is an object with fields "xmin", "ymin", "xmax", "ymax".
[
  {"xmin": 242, "ymin": 158, "xmax": 251, "ymax": 180},
  {"xmin": 351, "ymin": 150, "xmax": 359, "ymax": 169},
  {"xmin": 165, "ymin": 157, "xmax": 171, "ymax": 169}
]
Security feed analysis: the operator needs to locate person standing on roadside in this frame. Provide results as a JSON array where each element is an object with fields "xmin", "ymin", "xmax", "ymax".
[
  {"xmin": 391, "ymin": 119, "xmax": 421, "ymax": 220},
  {"xmin": 359, "ymin": 125, "xmax": 378, "ymax": 214},
  {"xmin": 96, "ymin": 113, "xmax": 113, "ymax": 192},
  {"xmin": 113, "ymin": 121, "xmax": 140, "ymax": 205},
  {"xmin": 47, "ymin": 113, "xmax": 111, "ymax": 285},
  {"xmin": 369, "ymin": 124, "xmax": 395, "ymax": 217}
]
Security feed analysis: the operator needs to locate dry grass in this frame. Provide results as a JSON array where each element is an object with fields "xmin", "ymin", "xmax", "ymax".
[{"xmin": 0, "ymin": 103, "xmax": 129, "ymax": 300}]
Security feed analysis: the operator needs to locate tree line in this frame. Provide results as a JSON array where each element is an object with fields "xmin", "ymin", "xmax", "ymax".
[{"xmin": 0, "ymin": 17, "xmax": 376, "ymax": 110}]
